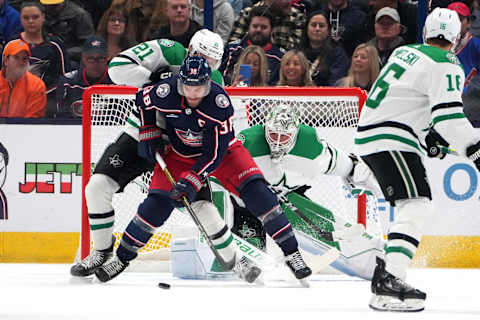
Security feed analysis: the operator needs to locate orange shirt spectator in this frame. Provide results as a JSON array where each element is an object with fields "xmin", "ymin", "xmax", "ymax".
[{"xmin": 0, "ymin": 39, "xmax": 46, "ymax": 118}]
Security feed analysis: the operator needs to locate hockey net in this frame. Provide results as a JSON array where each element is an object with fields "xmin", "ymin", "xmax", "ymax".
[{"xmin": 81, "ymin": 85, "xmax": 378, "ymax": 266}]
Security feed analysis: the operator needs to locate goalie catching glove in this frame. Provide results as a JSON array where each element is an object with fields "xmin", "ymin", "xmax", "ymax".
[
  {"xmin": 467, "ymin": 141, "xmax": 480, "ymax": 172},
  {"xmin": 138, "ymin": 125, "xmax": 165, "ymax": 162},
  {"xmin": 169, "ymin": 171, "xmax": 203, "ymax": 205}
]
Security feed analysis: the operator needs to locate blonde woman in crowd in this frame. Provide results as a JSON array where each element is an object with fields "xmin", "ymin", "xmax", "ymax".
[
  {"xmin": 277, "ymin": 49, "xmax": 315, "ymax": 87},
  {"xmin": 96, "ymin": 2, "xmax": 135, "ymax": 61},
  {"xmin": 231, "ymin": 45, "xmax": 269, "ymax": 87},
  {"xmin": 336, "ymin": 43, "xmax": 380, "ymax": 92}
]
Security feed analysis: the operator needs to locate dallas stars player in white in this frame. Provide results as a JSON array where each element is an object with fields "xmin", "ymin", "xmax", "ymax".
[
  {"xmin": 355, "ymin": 8, "xmax": 480, "ymax": 312},
  {"xmin": 70, "ymin": 30, "xmax": 225, "ymax": 277}
]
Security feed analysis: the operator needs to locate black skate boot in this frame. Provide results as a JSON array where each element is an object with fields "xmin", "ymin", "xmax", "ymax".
[
  {"xmin": 369, "ymin": 257, "xmax": 426, "ymax": 312},
  {"xmin": 70, "ymin": 238, "xmax": 114, "ymax": 277},
  {"xmin": 94, "ymin": 256, "xmax": 129, "ymax": 282},
  {"xmin": 234, "ymin": 256, "xmax": 262, "ymax": 283},
  {"xmin": 285, "ymin": 250, "xmax": 312, "ymax": 279}
]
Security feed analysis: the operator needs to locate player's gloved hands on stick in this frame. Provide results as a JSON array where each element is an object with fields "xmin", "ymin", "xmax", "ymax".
[
  {"xmin": 138, "ymin": 125, "xmax": 164, "ymax": 163},
  {"xmin": 425, "ymin": 128, "xmax": 449, "ymax": 159},
  {"xmin": 169, "ymin": 171, "xmax": 203, "ymax": 206},
  {"xmin": 467, "ymin": 141, "xmax": 480, "ymax": 172}
]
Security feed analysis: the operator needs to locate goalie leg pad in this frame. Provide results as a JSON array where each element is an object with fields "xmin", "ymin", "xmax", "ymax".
[
  {"xmin": 191, "ymin": 200, "xmax": 236, "ymax": 267},
  {"xmin": 116, "ymin": 193, "xmax": 174, "ymax": 262},
  {"xmin": 240, "ymin": 179, "xmax": 298, "ymax": 256},
  {"xmin": 85, "ymin": 174, "xmax": 120, "ymax": 251},
  {"xmin": 385, "ymin": 197, "xmax": 433, "ymax": 280}
]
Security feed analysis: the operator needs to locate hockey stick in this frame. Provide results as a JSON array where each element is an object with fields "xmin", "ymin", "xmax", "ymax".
[{"xmin": 155, "ymin": 152, "xmax": 234, "ymax": 271}]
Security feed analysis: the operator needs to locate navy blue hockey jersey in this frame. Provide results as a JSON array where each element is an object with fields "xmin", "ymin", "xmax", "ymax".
[
  {"xmin": 55, "ymin": 66, "xmax": 113, "ymax": 118},
  {"xmin": 137, "ymin": 76, "xmax": 235, "ymax": 179}
]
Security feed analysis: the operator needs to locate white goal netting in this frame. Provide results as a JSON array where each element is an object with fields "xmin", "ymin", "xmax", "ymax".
[{"xmin": 81, "ymin": 85, "xmax": 379, "ymax": 265}]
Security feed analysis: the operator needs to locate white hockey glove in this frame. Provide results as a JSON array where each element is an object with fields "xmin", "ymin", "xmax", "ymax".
[{"xmin": 345, "ymin": 155, "xmax": 382, "ymax": 197}]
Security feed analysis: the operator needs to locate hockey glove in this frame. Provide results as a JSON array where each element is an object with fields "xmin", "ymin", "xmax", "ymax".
[
  {"xmin": 138, "ymin": 125, "xmax": 164, "ymax": 163},
  {"xmin": 169, "ymin": 171, "xmax": 203, "ymax": 206},
  {"xmin": 467, "ymin": 141, "xmax": 480, "ymax": 172},
  {"xmin": 425, "ymin": 128, "xmax": 449, "ymax": 159}
]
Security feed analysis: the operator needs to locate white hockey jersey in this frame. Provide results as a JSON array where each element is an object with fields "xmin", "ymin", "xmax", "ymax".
[{"xmin": 355, "ymin": 44, "xmax": 480, "ymax": 157}]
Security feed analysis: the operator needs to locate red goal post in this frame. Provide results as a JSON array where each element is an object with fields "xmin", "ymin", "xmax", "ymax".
[{"xmin": 81, "ymin": 85, "xmax": 369, "ymax": 260}]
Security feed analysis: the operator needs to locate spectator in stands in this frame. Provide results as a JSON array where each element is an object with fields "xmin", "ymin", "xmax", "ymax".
[
  {"xmin": 40, "ymin": 0, "xmax": 95, "ymax": 64},
  {"xmin": 300, "ymin": 10, "xmax": 349, "ymax": 86},
  {"xmin": 220, "ymin": 6, "xmax": 284, "ymax": 85},
  {"xmin": 448, "ymin": 2, "xmax": 480, "ymax": 90},
  {"xmin": 150, "ymin": 0, "xmax": 201, "ymax": 48},
  {"xmin": 317, "ymin": 0, "xmax": 369, "ymax": 57},
  {"xmin": 0, "ymin": 0, "xmax": 23, "ymax": 52},
  {"xmin": 96, "ymin": 2, "xmax": 135, "ymax": 61},
  {"xmin": 56, "ymin": 35, "xmax": 113, "ymax": 118},
  {"xmin": 229, "ymin": 0, "xmax": 306, "ymax": 51},
  {"xmin": 231, "ymin": 45, "xmax": 269, "ymax": 86},
  {"xmin": 336, "ymin": 43, "xmax": 380, "ymax": 92},
  {"xmin": 0, "ymin": 39, "xmax": 46, "ymax": 118},
  {"xmin": 366, "ymin": 7, "xmax": 404, "ymax": 67},
  {"xmin": 18, "ymin": 1, "xmax": 71, "ymax": 117},
  {"xmin": 120, "ymin": 0, "xmax": 167, "ymax": 43},
  {"xmin": 277, "ymin": 49, "xmax": 314, "ymax": 87},
  {"xmin": 366, "ymin": 0, "xmax": 418, "ymax": 44},
  {"xmin": 471, "ymin": 0, "xmax": 480, "ymax": 37},
  {"xmin": 191, "ymin": 0, "xmax": 234, "ymax": 43},
  {"xmin": 447, "ymin": 2, "xmax": 480, "ymax": 126}
]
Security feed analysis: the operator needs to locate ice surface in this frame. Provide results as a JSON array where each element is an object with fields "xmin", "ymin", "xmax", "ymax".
[{"xmin": 0, "ymin": 264, "xmax": 479, "ymax": 320}]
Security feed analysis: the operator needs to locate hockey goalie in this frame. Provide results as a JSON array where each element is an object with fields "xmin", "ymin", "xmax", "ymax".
[{"xmin": 170, "ymin": 104, "xmax": 386, "ymax": 280}]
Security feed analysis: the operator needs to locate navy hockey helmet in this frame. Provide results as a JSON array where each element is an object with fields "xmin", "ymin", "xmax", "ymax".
[{"xmin": 178, "ymin": 56, "xmax": 212, "ymax": 98}]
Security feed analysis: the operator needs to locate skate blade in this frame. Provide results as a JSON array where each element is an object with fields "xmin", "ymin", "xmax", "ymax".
[
  {"xmin": 369, "ymin": 294, "xmax": 425, "ymax": 312},
  {"xmin": 298, "ymin": 278, "xmax": 309, "ymax": 288}
]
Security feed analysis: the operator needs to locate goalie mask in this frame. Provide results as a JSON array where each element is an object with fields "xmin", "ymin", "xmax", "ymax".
[
  {"xmin": 188, "ymin": 29, "xmax": 224, "ymax": 70},
  {"xmin": 265, "ymin": 104, "xmax": 300, "ymax": 162},
  {"xmin": 423, "ymin": 7, "xmax": 461, "ymax": 47}
]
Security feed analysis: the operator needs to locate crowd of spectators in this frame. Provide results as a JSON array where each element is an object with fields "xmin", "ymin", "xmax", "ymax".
[{"xmin": 0, "ymin": 0, "xmax": 478, "ymax": 127}]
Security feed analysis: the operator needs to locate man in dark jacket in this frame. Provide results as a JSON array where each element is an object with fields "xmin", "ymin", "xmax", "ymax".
[
  {"xmin": 40, "ymin": 0, "xmax": 95, "ymax": 64},
  {"xmin": 55, "ymin": 35, "xmax": 112, "ymax": 118},
  {"xmin": 220, "ymin": 6, "xmax": 284, "ymax": 85}
]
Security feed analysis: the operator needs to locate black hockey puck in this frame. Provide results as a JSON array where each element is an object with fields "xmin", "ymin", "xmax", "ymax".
[{"xmin": 158, "ymin": 282, "xmax": 171, "ymax": 289}]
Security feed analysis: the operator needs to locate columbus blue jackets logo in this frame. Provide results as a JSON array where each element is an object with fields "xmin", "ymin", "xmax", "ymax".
[
  {"xmin": 71, "ymin": 100, "xmax": 83, "ymax": 117},
  {"xmin": 156, "ymin": 83, "xmax": 170, "ymax": 98},
  {"xmin": 175, "ymin": 129, "xmax": 203, "ymax": 147},
  {"xmin": 215, "ymin": 94, "xmax": 230, "ymax": 108}
]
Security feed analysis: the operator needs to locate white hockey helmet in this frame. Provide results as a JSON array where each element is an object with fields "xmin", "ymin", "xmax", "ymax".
[
  {"xmin": 188, "ymin": 29, "xmax": 224, "ymax": 70},
  {"xmin": 265, "ymin": 104, "xmax": 300, "ymax": 162},
  {"xmin": 423, "ymin": 7, "xmax": 461, "ymax": 45}
]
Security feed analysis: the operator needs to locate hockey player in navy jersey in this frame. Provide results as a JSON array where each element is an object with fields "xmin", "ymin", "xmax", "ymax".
[
  {"xmin": 70, "ymin": 31, "xmax": 226, "ymax": 278},
  {"xmin": 94, "ymin": 56, "xmax": 312, "ymax": 283}
]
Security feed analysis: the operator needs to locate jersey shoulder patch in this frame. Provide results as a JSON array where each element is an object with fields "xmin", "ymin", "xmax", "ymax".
[
  {"xmin": 159, "ymin": 39, "xmax": 175, "ymax": 47},
  {"xmin": 155, "ymin": 83, "xmax": 171, "ymax": 98},
  {"xmin": 215, "ymin": 93, "xmax": 230, "ymax": 108}
]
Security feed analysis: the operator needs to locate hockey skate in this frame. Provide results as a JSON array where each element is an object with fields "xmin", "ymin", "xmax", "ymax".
[
  {"xmin": 285, "ymin": 250, "xmax": 312, "ymax": 280},
  {"xmin": 369, "ymin": 258, "xmax": 426, "ymax": 312},
  {"xmin": 94, "ymin": 256, "xmax": 129, "ymax": 282},
  {"xmin": 233, "ymin": 256, "xmax": 262, "ymax": 284},
  {"xmin": 70, "ymin": 238, "xmax": 114, "ymax": 277}
]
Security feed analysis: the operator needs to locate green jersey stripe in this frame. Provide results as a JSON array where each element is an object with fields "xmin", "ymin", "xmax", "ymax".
[
  {"xmin": 432, "ymin": 113, "xmax": 466, "ymax": 125},
  {"xmin": 355, "ymin": 134, "xmax": 422, "ymax": 152}
]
